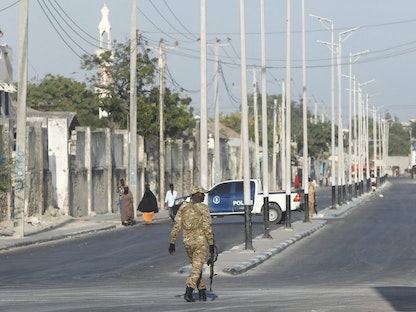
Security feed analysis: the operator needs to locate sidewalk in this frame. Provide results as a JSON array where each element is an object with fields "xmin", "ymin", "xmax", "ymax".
[
  {"xmin": 0, "ymin": 209, "xmax": 170, "ymax": 251},
  {"xmin": 0, "ymin": 184, "xmax": 386, "ymax": 275}
]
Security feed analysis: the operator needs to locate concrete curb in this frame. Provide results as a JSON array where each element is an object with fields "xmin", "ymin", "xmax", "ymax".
[
  {"xmin": 316, "ymin": 192, "xmax": 378, "ymax": 219},
  {"xmin": 222, "ymin": 220, "xmax": 327, "ymax": 275}
]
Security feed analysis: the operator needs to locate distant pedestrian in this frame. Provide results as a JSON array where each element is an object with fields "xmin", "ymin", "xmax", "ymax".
[
  {"xmin": 308, "ymin": 177, "xmax": 316, "ymax": 218},
  {"xmin": 371, "ymin": 173, "xmax": 377, "ymax": 192},
  {"xmin": 121, "ymin": 185, "xmax": 134, "ymax": 226},
  {"xmin": 168, "ymin": 186, "xmax": 215, "ymax": 302},
  {"xmin": 116, "ymin": 178, "xmax": 125, "ymax": 214},
  {"xmin": 165, "ymin": 183, "xmax": 178, "ymax": 221},
  {"xmin": 137, "ymin": 183, "xmax": 159, "ymax": 224},
  {"xmin": 294, "ymin": 174, "xmax": 300, "ymax": 189}
]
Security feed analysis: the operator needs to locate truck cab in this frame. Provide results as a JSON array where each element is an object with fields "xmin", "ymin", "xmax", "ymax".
[
  {"xmin": 172, "ymin": 179, "xmax": 301, "ymax": 224},
  {"xmin": 207, "ymin": 179, "xmax": 255, "ymax": 214}
]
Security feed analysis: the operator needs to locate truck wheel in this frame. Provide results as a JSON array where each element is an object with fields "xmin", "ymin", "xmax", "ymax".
[{"xmin": 267, "ymin": 203, "xmax": 283, "ymax": 224}]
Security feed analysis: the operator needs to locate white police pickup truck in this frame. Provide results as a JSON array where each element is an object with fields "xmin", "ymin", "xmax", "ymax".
[{"xmin": 172, "ymin": 179, "xmax": 301, "ymax": 224}]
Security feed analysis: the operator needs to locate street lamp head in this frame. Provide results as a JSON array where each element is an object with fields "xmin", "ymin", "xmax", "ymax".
[
  {"xmin": 340, "ymin": 26, "xmax": 360, "ymax": 36},
  {"xmin": 309, "ymin": 13, "xmax": 333, "ymax": 24},
  {"xmin": 359, "ymin": 79, "xmax": 375, "ymax": 88},
  {"xmin": 0, "ymin": 29, "xmax": 3, "ymax": 38},
  {"xmin": 338, "ymin": 27, "xmax": 360, "ymax": 46},
  {"xmin": 351, "ymin": 49, "xmax": 369, "ymax": 57}
]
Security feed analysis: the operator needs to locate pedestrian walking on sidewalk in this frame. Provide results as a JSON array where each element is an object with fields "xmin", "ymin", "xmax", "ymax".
[
  {"xmin": 121, "ymin": 185, "xmax": 134, "ymax": 226},
  {"xmin": 137, "ymin": 183, "xmax": 159, "ymax": 224},
  {"xmin": 165, "ymin": 183, "xmax": 178, "ymax": 221},
  {"xmin": 168, "ymin": 186, "xmax": 215, "ymax": 302},
  {"xmin": 116, "ymin": 178, "xmax": 125, "ymax": 214}
]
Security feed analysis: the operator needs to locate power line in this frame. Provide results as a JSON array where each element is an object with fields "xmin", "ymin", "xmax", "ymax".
[
  {"xmin": 147, "ymin": 0, "xmax": 195, "ymax": 42},
  {"xmin": 0, "ymin": 0, "xmax": 19, "ymax": 12},
  {"xmin": 162, "ymin": 0, "xmax": 198, "ymax": 41},
  {"xmin": 52, "ymin": 0, "xmax": 101, "ymax": 46},
  {"xmin": 36, "ymin": 0, "xmax": 84, "ymax": 58},
  {"xmin": 44, "ymin": 0, "xmax": 99, "ymax": 49},
  {"xmin": 136, "ymin": 6, "xmax": 179, "ymax": 42}
]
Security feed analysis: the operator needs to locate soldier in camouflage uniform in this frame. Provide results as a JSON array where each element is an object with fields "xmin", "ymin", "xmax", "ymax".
[{"xmin": 168, "ymin": 186, "xmax": 215, "ymax": 302}]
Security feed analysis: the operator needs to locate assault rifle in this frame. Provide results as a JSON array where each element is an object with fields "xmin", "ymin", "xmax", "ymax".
[{"xmin": 207, "ymin": 244, "xmax": 218, "ymax": 291}]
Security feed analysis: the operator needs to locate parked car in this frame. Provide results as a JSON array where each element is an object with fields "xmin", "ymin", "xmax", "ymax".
[{"xmin": 170, "ymin": 179, "xmax": 302, "ymax": 224}]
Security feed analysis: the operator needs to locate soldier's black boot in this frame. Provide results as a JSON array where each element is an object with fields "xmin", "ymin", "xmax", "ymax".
[
  {"xmin": 184, "ymin": 286, "xmax": 195, "ymax": 302},
  {"xmin": 198, "ymin": 289, "xmax": 207, "ymax": 301}
]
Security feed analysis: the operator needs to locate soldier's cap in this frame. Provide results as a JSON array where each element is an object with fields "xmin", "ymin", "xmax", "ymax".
[{"xmin": 191, "ymin": 185, "xmax": 208, "ymax": 195}]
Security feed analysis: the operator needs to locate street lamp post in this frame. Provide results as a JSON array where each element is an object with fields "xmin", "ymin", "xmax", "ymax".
[
  {"xmin": 357, "ymin": 79, "xmax": 374, "ymax": 194},
  {"xmin": 285, "ymin": 0, "xmax": 292, "ymax": 230},
  {"xmin": 260, "ymin": 0, "xmax": 271, "ymax": 238},
  {"xmin": 336, "ymin": 27, "xmax": 359, "ymax": 206},
  {"xmin": 310, "ymin": 14, "xmax": 336, "ymax": 209},
  {"xmin": 373, "ymin": 106, "xmax": 377, "ymax": 178},
  {"xmin": 301, "ymin": 0, "xmax": 309, "ymax": 223},
  {"xmin": 348, "ymin": 50, "xmax": 368, "ymax": 199}
]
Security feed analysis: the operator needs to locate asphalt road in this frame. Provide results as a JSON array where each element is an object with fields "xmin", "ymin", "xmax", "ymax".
[{"xmin": 0, "ymin": 177, "xmax": 414, "ymax": 311}]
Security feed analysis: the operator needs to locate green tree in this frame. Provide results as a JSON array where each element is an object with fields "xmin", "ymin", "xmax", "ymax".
[
  {"xmin": 388, "ymin": 122, "xmax": 410, "ymax": 156},
  {"xmin": 26, "ymin": 74, "xmax": 105, "ymax": 128},
  {"xmin": 220, "ymin": 111, "xmax": 241, "ymax": 134},
  {"xmin": 410, "ymin": 121, "xmax": 416, "ymax": 140},
  {"xmin": 306, "ymin": 121, "xmax": 332, "ymax": 158},
  {"xmin": 81, "ymin": 41, "xmax": 195, "ymax": 139}
]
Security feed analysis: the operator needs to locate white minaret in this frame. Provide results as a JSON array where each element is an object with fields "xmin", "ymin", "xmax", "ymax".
[
  {"xmin": 99, "ymin": 2, "xmax": 112, "ymax": 50},
  {"xmin": 96, "ymin": 2, "xmax": 112, "ymax": 118}
]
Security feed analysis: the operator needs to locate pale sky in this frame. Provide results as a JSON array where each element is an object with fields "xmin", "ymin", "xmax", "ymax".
[{"xmin": 1, "ymin": 0, "xmax": 416, "ymax": 123}]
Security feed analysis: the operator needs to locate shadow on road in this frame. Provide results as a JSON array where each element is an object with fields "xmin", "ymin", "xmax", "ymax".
[{"xmin": 375, "ymin": 286, "xmax": 416, "ymax": 311}]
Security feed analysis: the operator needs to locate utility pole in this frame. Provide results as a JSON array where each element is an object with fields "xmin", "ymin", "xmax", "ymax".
[
  {"xmin": 260, "ymin": 0, "xmax": 271, "ymax": 239},
  {"xmin": 239, "ymin": 0, "xmax": 253, "ymax": 250},
  {"xmin": 14, "ymin": 0, "xmax": 28, "ymax": 237},
  {"xmin": 159, "ymin": 39, "xmax": 165, "ymax": 206},
  {"xmin": 285, "ymin": 0, "xmax": 292, "ymax": 230},
  {"xmin": 200, "ymin": 0, "xmax": 208, "ymax": 189},
  {"xmin": 252, "ymin": 67, "xmax": 261, "ymax": 180},
  {"xmin": 280, "ymin": 90, "xmax": 285, "ymax": 191},
  {"xmin": 129, "ymin": 0, "xmax": 138, "ymax": 211},
  {"xmin": 373, "ymin": 106, "xmax": 377, "ymax": 177},
  {"xmin": 208, "ymin": 39, "xmax": 228, "ymax": 185},
  {"xmin": 273, "ymin": 98, "xmax": 279, "ymax": 190},
  {"xmin": 301, "ymin": 0, "xmax": 309, "ymax": 223},
  {"xmin": 156, "ymin": 39, "xmax": 177, "ymax": 204}
]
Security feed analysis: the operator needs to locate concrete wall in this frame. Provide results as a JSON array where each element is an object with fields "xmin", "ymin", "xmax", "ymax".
[
  {"xmin": 48, "ymin": 118, "xmax": 69, "ymax": 214},
  {"xmin": 0, "ymin": 118, "xmax": 12, "ymax": 220},
  {"xmin": 0, "ymin": 118, "xmax": 248, "ymax": 221}
]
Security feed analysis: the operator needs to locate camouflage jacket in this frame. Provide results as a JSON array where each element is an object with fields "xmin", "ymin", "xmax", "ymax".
[{"xmin": 170, "ymin": 200, "xmax": 214, "ymax": 247}]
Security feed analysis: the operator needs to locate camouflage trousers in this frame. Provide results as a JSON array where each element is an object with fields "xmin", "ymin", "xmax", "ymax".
[{"xmin": 185, "ymin": 244, "xmax": 208, "ymax": 289}]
